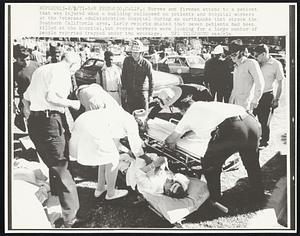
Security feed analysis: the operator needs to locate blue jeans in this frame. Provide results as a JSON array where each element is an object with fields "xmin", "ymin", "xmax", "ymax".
[{"xmin": 27, "ymin": 112, "xmax": 79, "ymax": 223}]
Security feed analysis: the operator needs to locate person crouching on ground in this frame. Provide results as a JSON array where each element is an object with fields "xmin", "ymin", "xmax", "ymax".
[
  {"xmin": 164, "ymin": 97, "xmax": 265, "ymax": 202},
  {"xmin": 69, "ymin": 84, "xmax": 147, "ymax": 200}
]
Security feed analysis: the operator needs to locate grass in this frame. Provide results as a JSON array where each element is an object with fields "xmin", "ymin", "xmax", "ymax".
[{"xmin": 12, "ymin": 83, "xmax": 289, "ymax": 229}]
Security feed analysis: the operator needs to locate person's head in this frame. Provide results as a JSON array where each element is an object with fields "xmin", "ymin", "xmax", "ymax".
[
  {"xmin": 211, "ymin": 45, "xmax": 224, "ymax": 59},
  {"xmin": 76, "ymin": 84, "xmax": 106, "ymax": 111},
  {"xmin": 228, "ymin": 40, "xmax": 247, "ymax": 63},
  {"xmin": 177, "ymin": 48, "xmax": 183, "ymax": 55},
  {"xmin": 130, "ymin": 39, "xmax": 145, "ymax": 62},
  {"xmin": 155, "ymin": 86, "xmax": 182, "ymax": 109},
  {"xmin": 62, "ymin": 51, "xmax": 81, "ymax": 75},
  {"xmin": 176, "ymin": 96, "xmax": 195, "ymax": 115},
  {"xmin": 253, "ymin": 44, "xmax": 270, "ymax": 64},
  {"xmin": 14, "ymin": 47, "xmax": 31, "ymax": 68},
  {"xmin": 163, "ymin": 173, "xmax": 189, "ymax": 198},
  {"xmin": 104, "ymin": 50, "xmax": 114, "ymax": 67}
]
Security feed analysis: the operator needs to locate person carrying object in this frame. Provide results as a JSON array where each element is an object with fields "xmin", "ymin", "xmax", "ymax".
[
  {"xmin": 164, "ymin": 97, "xmax": 264, "ymax": 203},
  {"xmin": 253, "ymin": 44, "xmax": 285, "ymax": 149},
  {"xmin": 69, "ymin": 83, "xmax": 147, "ymax": 200}
]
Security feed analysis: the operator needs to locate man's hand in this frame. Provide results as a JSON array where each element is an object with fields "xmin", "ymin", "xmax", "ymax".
[
  {"xmin": 70, "ymin": 100, "xmax": 81, "ymax": 110},
  {"xmin": 250, "ymin": 102, "xmax": 258, "ymax": 111},
  {"xmin": 271, "ymin": 98, "xmax": 279, "ymax": 109}
]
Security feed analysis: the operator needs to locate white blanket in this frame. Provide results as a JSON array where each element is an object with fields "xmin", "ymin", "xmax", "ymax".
[
  {"xmin": 123, "ymin": 156, "xmax": 210, "ymax": 224},
  {"xmin": 147, "ymin": 118, "xmax": 210, "ymax": 158}
]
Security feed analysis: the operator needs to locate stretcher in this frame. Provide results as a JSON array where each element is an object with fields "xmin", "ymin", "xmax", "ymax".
[{"xmin": 118, "ymin": 117, "xmax": 228, "ymax": 225}]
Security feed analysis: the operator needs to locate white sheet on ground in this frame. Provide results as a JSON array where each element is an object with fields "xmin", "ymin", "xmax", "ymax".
[{"xmin": 123, "ymin": 156, "xmax": 210, "ymax": 224}]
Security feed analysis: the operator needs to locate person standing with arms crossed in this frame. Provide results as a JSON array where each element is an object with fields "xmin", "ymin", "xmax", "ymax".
[
  {"xmin": 22, "ymin": 51, "xmax": 83, "ymax": 228},
  {"xmin": 121, "ymin": 39, "xmax": 153, "ymax": 114},
  {"xmin": 253, "ymin": 44, "xmax": 285, "ymax": 148}
]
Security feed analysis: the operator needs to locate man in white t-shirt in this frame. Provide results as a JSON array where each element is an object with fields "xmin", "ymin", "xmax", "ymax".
[
  {"xmin": 253, "ymin": 44, "xmax": 285, "ymax": 148},
  {"xmin": 164, "ymin": 98, "xmax": 264, "ymax": 203}
]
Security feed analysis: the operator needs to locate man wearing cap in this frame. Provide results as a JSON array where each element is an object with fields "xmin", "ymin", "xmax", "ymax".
[
  {"xmin": 22, "ymin": 51, "xmax": 83, "ymax": 228},
  {"xmin": 121, "ymin": 39, "xmax": 153, "ymax": 114},
  {"xmin": 147, "ymin": 84, "xmax": 213, "ymax": 120},
  {"xmin": 164, "ymin": 98, "xmax": 264, "ymax": 203},
  {"xmin": 253, "ymin": 44, "xmax": 285, "ymax": 148},
  {"xmin": 101, "ymin": 51, "xmax": 122, "ymax": 105},
  {"xmin": 203, "ymin": 45, "xmax": 232, "ymax": 103},
  {"xmin": 228, "ymin": 40, "xmax": 265, "ymax": 112}
]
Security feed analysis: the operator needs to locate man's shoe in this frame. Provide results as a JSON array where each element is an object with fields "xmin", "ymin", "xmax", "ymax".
[
  {"xmin": 105, "ymin": 189, "xmax": 128, "ymax": 200},
  {"xmin": 259, "ymin": 141, "xmax": 269, "ymax": 150},
  {"xmin": 64, "ymin": 217, "xmax": 87, "ymax": 228}
]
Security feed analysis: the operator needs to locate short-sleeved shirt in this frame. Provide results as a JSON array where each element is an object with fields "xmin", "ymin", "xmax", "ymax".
[
  {"xmin": 175, "ymin": 101, "xmax": 247, "ymax": 138},
  {"xmin": 229, "ymin": 57, "xmax": 264, "ymax": 109},
  {"xmin": 23, "ymin": 61, "xmax": 72, "ymax": 113},
  {"xmin": 101, "ymin": 64, "xmax": 122, "ymax": 92},
  {"xmin": 260, "ymin": 57, "xmax": 285, "ymax": 93}
]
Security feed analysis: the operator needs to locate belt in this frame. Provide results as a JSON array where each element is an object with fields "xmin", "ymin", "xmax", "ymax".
[
  {"xmin": 219, "ymin": 113, "xmax": 249, "ymax": 126},
  {"xmin": 108, "ymin": 90, "xmax": 118, "ymax": 92},
  {"xmin": 30, "ymin": 110, "xmax": 63, "ymax": 118}
]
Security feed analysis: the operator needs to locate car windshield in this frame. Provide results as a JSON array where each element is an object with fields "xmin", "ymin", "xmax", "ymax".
[
  {"xmin": 82, "ymin": 59, "xmax": 95, "ymax": 68},
  {"xmin": 186, "ymin": 56, "xmax": 205, "ymax": 65}
]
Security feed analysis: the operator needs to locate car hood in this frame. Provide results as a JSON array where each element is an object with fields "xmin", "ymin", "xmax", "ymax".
[{"xmin": 144, "ymin": 70, "xmax": 183, "ymax": 90}]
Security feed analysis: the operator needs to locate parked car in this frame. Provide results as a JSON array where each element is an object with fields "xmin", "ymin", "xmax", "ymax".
[
  {"xmin": 75, "ymin": 58, "xmax": 104, "ymax": 86},
  {"xmin": 158, "ymin": 55, "xmax": 206, "ymax": 84},
  {"xmin": 74, "ymin": 58, "xmax": 183, "ymax": 89}
]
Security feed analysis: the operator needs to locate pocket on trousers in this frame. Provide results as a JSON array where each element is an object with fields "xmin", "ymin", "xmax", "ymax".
[{"xmin": 44, "ymin": 116, "xmax": 63, "ymax": 138}]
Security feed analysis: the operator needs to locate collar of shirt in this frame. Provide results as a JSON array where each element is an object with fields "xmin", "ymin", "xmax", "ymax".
[
  {"xmin": 235, "ymin": 56, "xmax": 247, "ymax": 67},
  {"xmin": 264, "ymin": 56, "xmax": 275, "ymax": 65},
  {"xmin": 131, "ymin": 56, "xmax": 143, "ymax": 66}
]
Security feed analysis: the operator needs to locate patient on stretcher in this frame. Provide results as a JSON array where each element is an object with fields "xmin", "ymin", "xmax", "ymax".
[{"xmin": 135, "ymin": 154, "xmax": 190, "ymax": 198}]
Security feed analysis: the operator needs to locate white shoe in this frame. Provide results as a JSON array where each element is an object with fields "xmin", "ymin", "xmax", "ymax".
[
  {"xmin": 105, "ymin": 189, "xmax": 128, "ymax": 200},
  {"xmin": 94, "ymin": 187, "xmax": 106, "ymax": 198}
]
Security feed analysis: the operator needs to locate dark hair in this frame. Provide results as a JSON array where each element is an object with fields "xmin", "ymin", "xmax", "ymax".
[
  {"xmin": 104, "ymin": 50, "xmax": 113, "ymax": 59},
  {"xmin": 176, "ymin": 96, "xmax": 194, "ymax": 112},
  {"xmin": 254, "ymin": 44, "xmax": 269, "ymax": 54},
  {"xmin": 167, "ymin": 183, "xmax": 187, "ymax": 199}
]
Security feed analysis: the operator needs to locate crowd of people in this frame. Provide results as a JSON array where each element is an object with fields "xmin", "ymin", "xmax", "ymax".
[{"xmin": 13, "ymin": 37, "xmax": 285, "ymax": 228}]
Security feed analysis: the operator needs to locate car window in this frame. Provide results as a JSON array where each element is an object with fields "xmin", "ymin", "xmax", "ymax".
[
  {"xmin": 82, "ymin": 59, "xmax": 95, "ymax": 68},
  {"xmin": 186, "ymin": 56, "xmax": 205, "ymax": 65},
  {"xmin": 167, "ymin": 58, "xmax": 182, "ymax": 66},
  {"xmin": 95, "ymin": 60, "xmax": 104, "ymax": 67}
]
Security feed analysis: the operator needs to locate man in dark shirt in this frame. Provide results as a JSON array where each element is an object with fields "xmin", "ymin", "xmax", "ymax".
[
  {"xmin": 13, "ymin": 46, "xmax": 39, "ymax": 111},
  {"xmin": 203, "ymin": 45, "xmax": 232, "ymax": 103},
  {"xmin": 121, "ymin": 39, "xmax": 153, "ymax": 114}
]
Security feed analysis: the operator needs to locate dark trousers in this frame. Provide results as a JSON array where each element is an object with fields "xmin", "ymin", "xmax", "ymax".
[
  {"xmin": 253, "ymin": 91, "xmax": 274, "ymax": 144},
  {"xmin": 27, "ymin": 112, "xmax": 79, "ymax": 223},
  {"xmin": 210, "ymin": 85, "xmax": 231, "ymax": 103},
  {"xmin": 202, "ymin": 114, "xmax": 263, "ymax": 201},
  {"xmin": 125, "ymin": 91, "xmax": 149, "ymax": 114}
]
